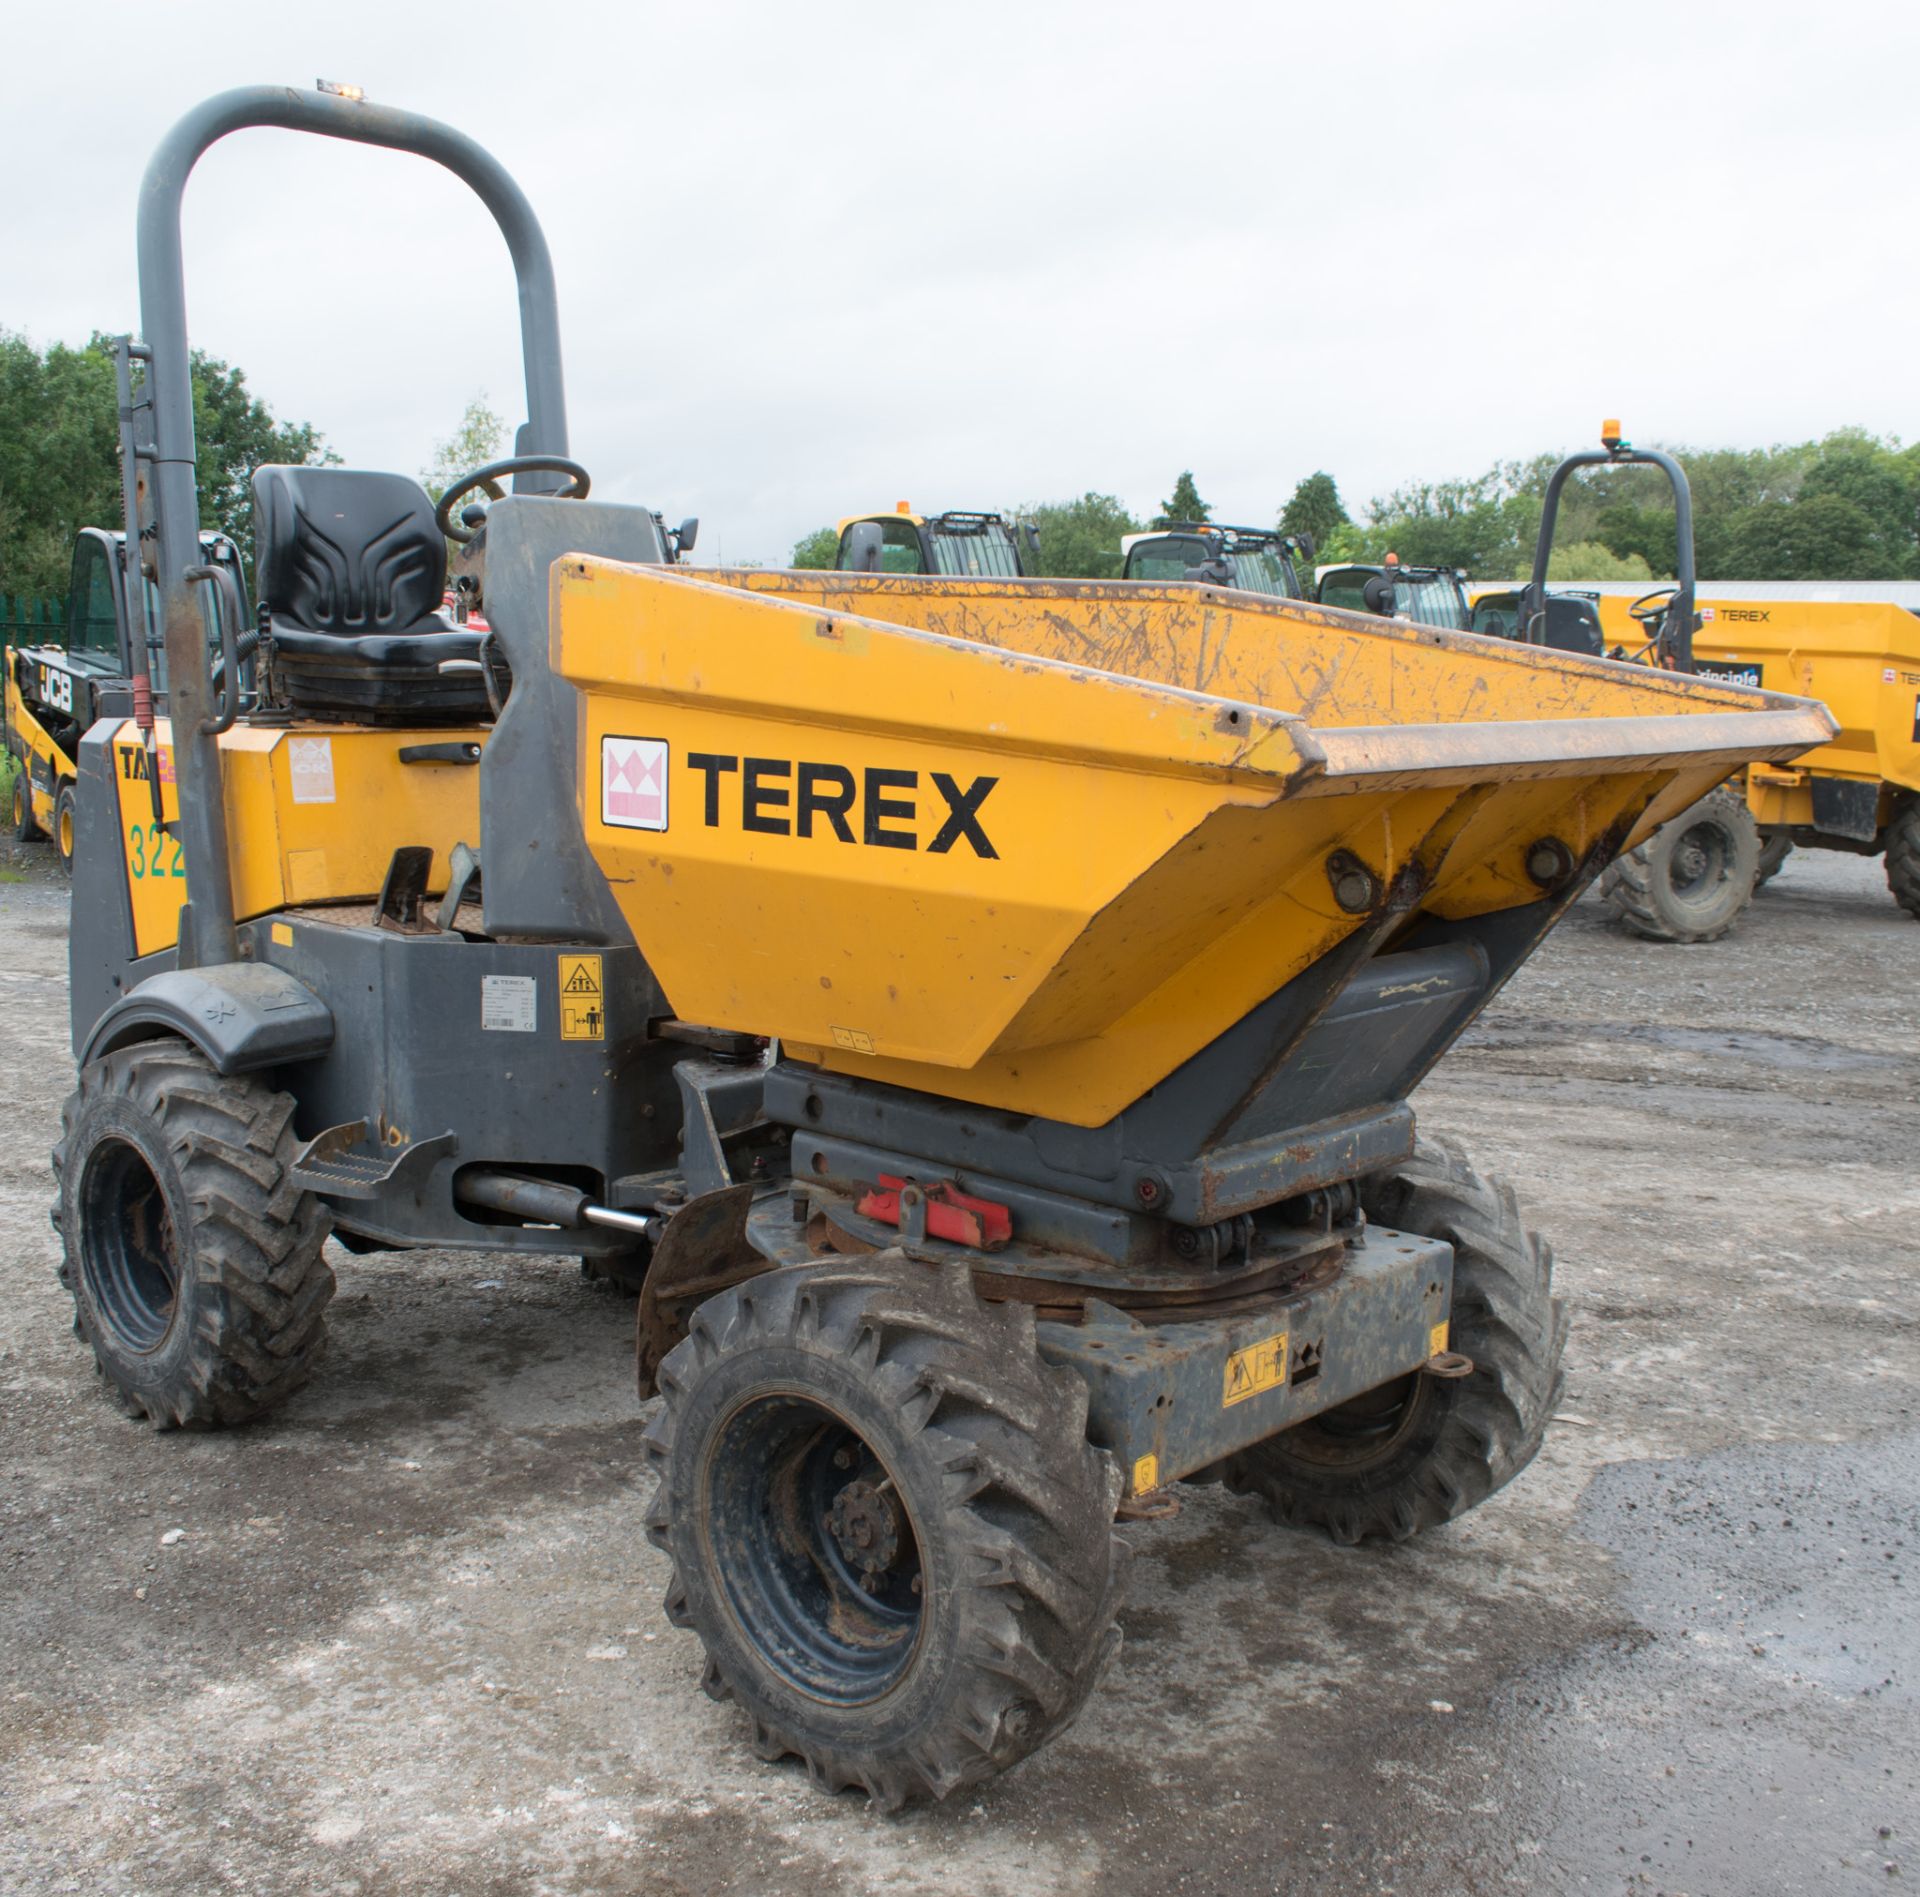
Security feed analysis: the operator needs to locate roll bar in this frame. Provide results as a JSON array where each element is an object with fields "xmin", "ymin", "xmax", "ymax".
[
  {"xmin": 1520, "ymin": 423, "xmax": 1696, "ymax": 673},
  {"xmin": 137, "ymin": 84, "xmax": 570, "ymax": 968}
]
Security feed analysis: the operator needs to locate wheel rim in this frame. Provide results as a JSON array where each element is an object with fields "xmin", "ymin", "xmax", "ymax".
[
  {"xmin": 1273, "ymin": 1371, "xmax": 1435, "ymax": 1474},
  {"xmin": 57, "ymin": 802, "xmax": 73, "ymax": 859},
  {"xmin": 1666, "ymin": 818, "xmax": 1732, "ymax": 906},
  {"xmin": 702, "ymin": 1391, "xmax": 926, "ymax": 1705},
  {"xmin": 78, "ymin": 1137, "xmax": 181, "ymax": 1353}
]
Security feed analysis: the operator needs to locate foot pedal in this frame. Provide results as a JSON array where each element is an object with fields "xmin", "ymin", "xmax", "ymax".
[
  {"xmin": 435, "ymin": 840, "xmax": 482, "ymax": 932},
  {"xmin": 289, "ymin": 1120, "xmax": 458, "ymax": 1200},
  {"xmin": 375, "ymin": 846, "xmax": 439, "ymax": 934}
]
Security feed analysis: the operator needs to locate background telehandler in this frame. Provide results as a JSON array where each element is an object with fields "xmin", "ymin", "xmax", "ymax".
[
  {"xmin": 833, "ymin": 504, "xmax": 1036, "ymax": 576},
  {"xmin": 52, "ymin": 84, "xmax": 1831, "ymax": 1810},
  {"xmin": 4, "ymin": 433, "xmax": 246, "ymax": 870},
  {"xmin": 1120, "ymin": 522, "xmax": 1309, "ymax": 597}
]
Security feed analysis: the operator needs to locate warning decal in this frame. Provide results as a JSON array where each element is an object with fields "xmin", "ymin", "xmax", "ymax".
[
  {"xmin": 1222, "ymin": 1330, "xmax": 1289, "ymax": 1408},
  {"xmin": 603, "ymin": 736, "xmax": 668, "ymax": 831},
  {"xmin": 1429, "ymin": 1320, "xmax": 1450, "ymax": 1359},
  {"xmin": 1131, "ymin": 1454, "xmax": 1160, "ymax": 1496},
  {"xmin": 287, "ymin": 735, "xmax": 336, "ymax": 805},
  {"xmin": 559, "ymin": 953, "xmax": 606, "ymax": 1041}
]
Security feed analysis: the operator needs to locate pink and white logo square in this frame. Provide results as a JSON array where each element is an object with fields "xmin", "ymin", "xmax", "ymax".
[{"xmin": 602, "ymin": 736, "xmax": 669, "ymax": 831}]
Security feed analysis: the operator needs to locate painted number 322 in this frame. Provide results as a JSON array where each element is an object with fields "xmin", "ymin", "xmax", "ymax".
[{"xmin": 130, "ymin": 822, "xmax": 186, "ymax": 882}]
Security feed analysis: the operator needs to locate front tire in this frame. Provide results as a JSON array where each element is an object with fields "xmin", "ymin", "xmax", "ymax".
[
  {"xmin": 644, "ymin": 1255, "xmax": 1127, "ymax": 1808},
  {"xmin": 1225, "ymin": 1138, "xmax": 1566, "ymax": 1545},
  {"xmin": 1887, "ymin": 799, "xmax": 1920, "ymax": 921},
  {"xmin": 53, "ymin": 1041, "xmax": 334, "ymax": 1427},
  {"xmin": 53, "ymin": 780, "xmax": 77, "ymax": 873},
  {"xmin": 1599, "ymin": 786, "xmax": 1760, "ymax": 943}
]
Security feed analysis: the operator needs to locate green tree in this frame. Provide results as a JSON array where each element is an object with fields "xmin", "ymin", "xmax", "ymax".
[
  {"xmin": 1591, "ymin": 501, "xmax": 1677, "ymax": 577},
  {"xmin": 0, "ymin": 329, "xmax": 329, "ymax": 598},
  {"xmin": 1715, "ymin": 493, "xmax": 1892, "ymax": 580},
  {"xmin": 1024, "ymin": 492, "xmax": 1140, "ymax": 579},
  {"xmin": 790, "ymin": 525, "xmax": 840, "ymax": 569},
  {"xmin": 1361, "ymin": 472, "xmax": 1538, "ymax": 576},
  {"xmin": 422, "ymin": 395, "xmax": 507, "ymax": 508},
  {"xmin": 1154, "ymin": 471, "xmax": 1209, "ymax": 528},
  {"xmin": 1536, "ymin": 541, "xmax": 1654, "ymax": 583},
  {"xmin": 1278, "ymin": 471, "xmax": 1348, "ymax": 552},
  {"xmin": 191, "ymin": 353, "xmax": 330, "ymax": 563}
]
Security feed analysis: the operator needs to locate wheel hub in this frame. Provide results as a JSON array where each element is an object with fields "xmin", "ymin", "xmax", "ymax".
[
  {"xmin": 78, "ymin": 1135, "xmax": 181, "ymax": 1354},
  {"xmin": 828, "ymin": 1478, "xmax": 902, "ymax": 1582},
  {"xmin": 703, "ymin": 1396, "xmax": 926, "ymax": 1705}
]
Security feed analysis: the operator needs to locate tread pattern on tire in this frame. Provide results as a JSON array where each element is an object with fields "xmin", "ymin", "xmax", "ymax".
[
  {"xmin": 1599, "ymin": 786, "xmax": 1758, "ymax": 943},
  {"xmin": 1226, "ymin": 1136, "xmax": 1567, "ymax": 1546},
  {"xmin": 12, "ymin": 769, "xmax": 40, "ymax": 842},
  {"xmin": 643, "ymin": 1257, "xmax": 1128, "ymax": 1809},
  {"xmin": 53, "ymin": 781, "xmax": 75, "ymax": 873},
  {"xmin": 1887, "ymin": 800, "xmax": 1920, "ymax": 920},
  {"xmin": 53, "ymin": 1041, "xmax": 334, "ymax": 1427}
]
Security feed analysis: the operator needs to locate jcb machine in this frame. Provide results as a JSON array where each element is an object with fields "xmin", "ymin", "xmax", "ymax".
[
  {"xmin": 1121, "ymin": 522, "xmax": 1308, "ymax": 598},
  {"xmin": 56, "ymin": 86, "xmax": 1832, "ymax": 1808},
  {"xmin": 5, "ymin": 497, "xmax": 245, "ymax": 868},
  {"xmin": 1508, "ymin": 424, "xmax": 1920, "ymax": 939},
  {"xmin": 834, "ymin": 504, "xmax": 1036, "ymax": 576}
]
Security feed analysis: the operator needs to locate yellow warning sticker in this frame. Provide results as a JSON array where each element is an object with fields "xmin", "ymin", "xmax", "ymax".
[
  {"xmin": 1131, "ymin": 1454, "xmax": 1159, "ymax": 1496},
  {"xmin": 1429, "ymin": 1320, "xmax": 1450, "ymax": 1359},
  {"xmin": 558, "ymin": 953, "xmax": 606, "ymax": 1041},
  {"xmin": 270, "ymin": 922, "xmax": 294, "ymax": 948},
  {"xmin": 1222, "ymin": 1331, "xmax": 1289, "ymax": 1408}
]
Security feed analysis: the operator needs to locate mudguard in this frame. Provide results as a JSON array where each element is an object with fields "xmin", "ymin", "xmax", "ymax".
[{"xmin": 79, "ymin": 961, "xmax": 334, "ymax": 1075}]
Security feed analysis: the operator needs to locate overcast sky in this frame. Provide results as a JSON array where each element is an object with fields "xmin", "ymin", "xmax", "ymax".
[{"xmin": 5, "ymin": 0, "xmax": 1914, "ymax": 563}]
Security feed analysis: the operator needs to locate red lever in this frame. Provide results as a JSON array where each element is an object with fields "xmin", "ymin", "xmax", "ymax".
[{"xmin": 856, "ymin": 1174, "xmax": 1013, "ymax": 1250}]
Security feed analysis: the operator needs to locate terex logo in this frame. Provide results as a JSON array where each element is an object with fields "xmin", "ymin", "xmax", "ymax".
[
  {"xmin": 1722, "ymin": 608, "xmax": 1771, "ymax": 623},
  {"xmin": 687, "ymin": 753, "xmax": 1000, "ymax": 858}
]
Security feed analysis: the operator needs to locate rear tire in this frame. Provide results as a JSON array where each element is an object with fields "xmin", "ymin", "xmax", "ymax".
[
  {"xmin": 1888, "ymin": 799, "xmax": 1920, "ymax": 921},
  {"xmin": 1754, "ymin": 832, "xmax": 1793, "ymax": 889},
  {"xmin": 644, "ymin": 1255, "xmax": 1127, "ymax": 1808},
  {"xmin": 12, "ymin": 768, "xmax": 41, "ymax": 842},
  {"xmin": 1224, "ymin": 1138, "xmax": 1566, "ymax": 1545},
  {"xmin": 53, "ymin": 780, "xmax": 76, "ymax": 873},
  {"xmin": 53, "ymin": 1041, "xmax": 334, "ymax": 1427},
  {"xmin": 1599, "ymin": 786, "xmax": 1759, "ymax": 943}
]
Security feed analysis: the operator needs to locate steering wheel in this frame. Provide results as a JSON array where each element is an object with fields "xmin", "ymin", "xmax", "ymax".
[
  {"xmin": 1627, "ymin": 585, "xmax": 1677, "ymax": 630},
  {"xmin": 435, "ymin": 454, "xmax": 591, "ymax": 543}
]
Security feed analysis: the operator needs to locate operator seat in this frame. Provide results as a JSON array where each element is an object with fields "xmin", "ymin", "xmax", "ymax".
[{"xmin": 251, "ymin": 465, "xmax": 495, "ymax": 723}]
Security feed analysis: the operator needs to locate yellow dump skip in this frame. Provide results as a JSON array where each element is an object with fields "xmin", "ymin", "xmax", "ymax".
[
  {"xmin": 557, "ymin": 563, "xmax": 1832, "ymax": 1125},
  {"xmin": 1593, "ymin": 592, "xmax": 1920, "ymax": 798}
]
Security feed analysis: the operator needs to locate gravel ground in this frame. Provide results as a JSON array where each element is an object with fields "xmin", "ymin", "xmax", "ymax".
[{"xmin": 1, "ymin": 838, "xmax": 1916, "ymax": 1896}]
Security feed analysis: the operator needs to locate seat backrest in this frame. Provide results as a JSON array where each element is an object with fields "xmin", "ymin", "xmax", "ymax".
[{"xmin": 252, "ymin": 466, "xmax": 447, "ymax": 636}]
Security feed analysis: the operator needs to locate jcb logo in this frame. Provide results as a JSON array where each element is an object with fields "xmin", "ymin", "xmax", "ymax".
[
  {"xmin": 37, "ymin": 664, "xmax": 73, "ymax": 714},
  {"xmin": 687, "ymin": 753, "xmax": 1000, "ymax": 858}
]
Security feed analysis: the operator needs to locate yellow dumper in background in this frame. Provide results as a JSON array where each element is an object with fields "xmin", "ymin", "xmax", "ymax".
[
  {"xmin": 1477, "ymin": 424, "xmax": 1918, "ymax": 940},
  {"xmin": 1590, "ymin": 589, "xmax": 1920, "ymax": 934}
]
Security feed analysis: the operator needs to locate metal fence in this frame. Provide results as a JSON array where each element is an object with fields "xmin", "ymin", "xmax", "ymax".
[{"xmin": 0, "ymin": 597, "xmax": 64, "ymax": 649}]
